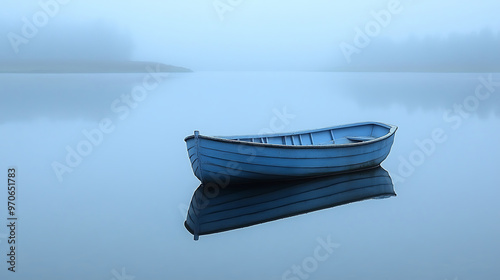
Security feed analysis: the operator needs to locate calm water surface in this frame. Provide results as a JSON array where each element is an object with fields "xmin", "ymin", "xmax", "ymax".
[{"xmin": 1, "ymin": 72, "xmax": 499, "ymax": 280}]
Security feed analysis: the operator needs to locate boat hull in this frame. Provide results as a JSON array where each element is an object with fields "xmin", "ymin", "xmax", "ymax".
[{"xmin": 185, "ymin": 122, "xmax": 397, "ymax": 185}]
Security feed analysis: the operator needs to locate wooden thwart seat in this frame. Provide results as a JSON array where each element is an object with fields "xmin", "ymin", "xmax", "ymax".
[{"xmin": 346, "ymin": 136, "xmax": 376, "ymax": 142}]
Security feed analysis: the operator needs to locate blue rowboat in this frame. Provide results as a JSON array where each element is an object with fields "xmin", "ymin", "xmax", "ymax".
[
  {"xmin": 185, "ymin": 167, "xmax": 395, "ymax": 240},
  {"xmin": 185, "ymin": 122, "xmax": 397, "ymax": 185}
]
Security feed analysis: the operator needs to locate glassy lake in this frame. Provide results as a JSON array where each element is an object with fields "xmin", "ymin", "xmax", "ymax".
[{"xmin": 1, "ymin": 72, "xmax": 499, "ymax": 280}]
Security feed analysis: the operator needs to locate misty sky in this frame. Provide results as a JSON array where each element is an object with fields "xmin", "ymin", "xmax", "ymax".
[{"xmin": 1, "ymin": 0, "xmax": 500, "ymax": 70}]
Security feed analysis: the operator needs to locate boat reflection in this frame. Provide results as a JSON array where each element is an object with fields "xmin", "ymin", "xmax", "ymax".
[{"xmin": 185, "ymin": 167, "xmax": 395, "ymax": 240}]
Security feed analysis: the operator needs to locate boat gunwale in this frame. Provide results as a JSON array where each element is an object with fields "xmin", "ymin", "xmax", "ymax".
[{"xmin": 184, "ymin": 122, "xmax": 397, "ymax": 149}]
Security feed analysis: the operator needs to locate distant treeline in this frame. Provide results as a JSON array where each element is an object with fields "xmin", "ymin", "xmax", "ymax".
[{"xmin": 334, "ymin": 29, "xmax": 500, "ymax": 72}]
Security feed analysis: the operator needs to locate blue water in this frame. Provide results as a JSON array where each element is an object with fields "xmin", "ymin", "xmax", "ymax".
[{"xmin": 1, "ymin": 72, "xmax": 499, "ymax": 280}]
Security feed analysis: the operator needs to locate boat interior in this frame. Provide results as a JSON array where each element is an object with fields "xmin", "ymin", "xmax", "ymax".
[{"xmin": 226, "ymin": 123, "xmax": 391, "ymax": 146}]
